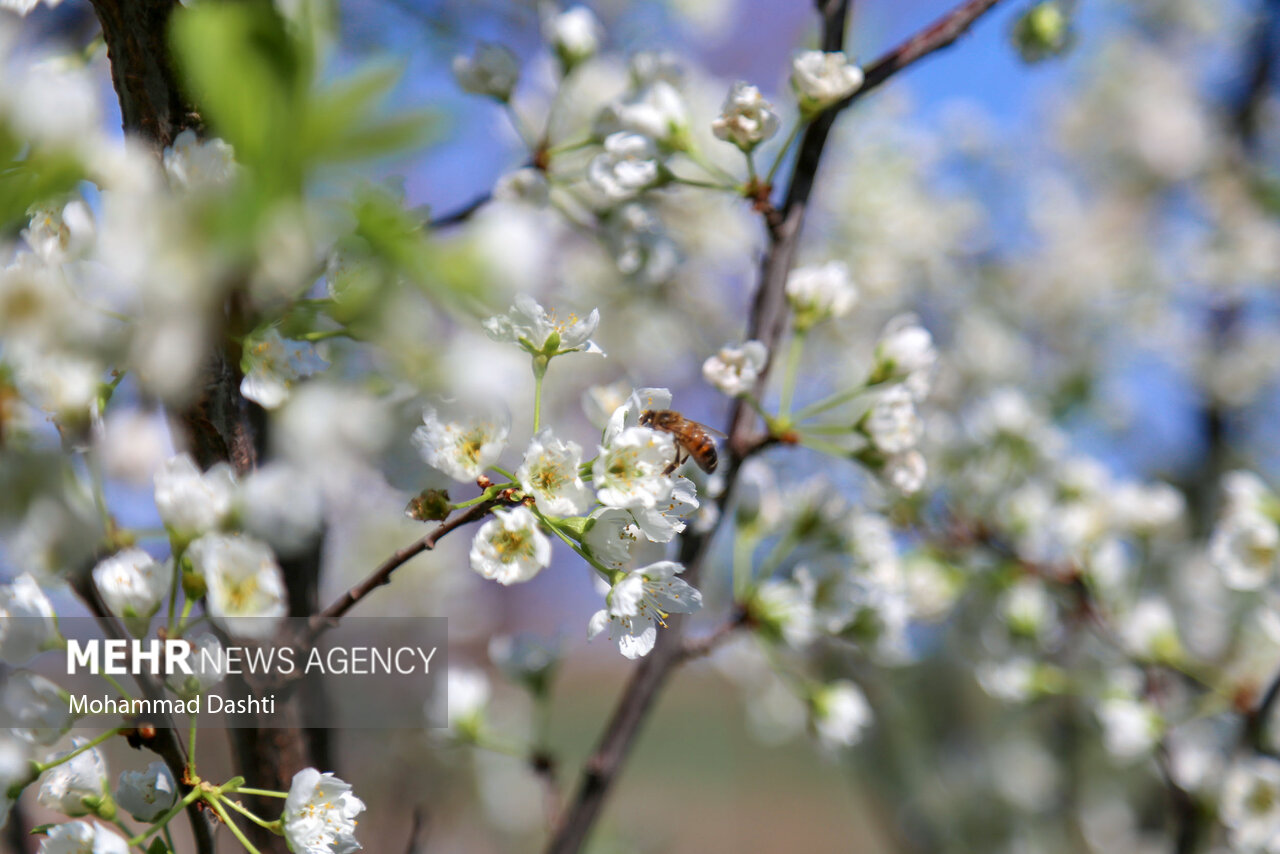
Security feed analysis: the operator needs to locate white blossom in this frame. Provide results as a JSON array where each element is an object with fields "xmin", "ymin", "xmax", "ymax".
[
  {"xmin": 790, "ymin": 50, "xmax": 864, "ymax": 113},
  {"xmin": 589, "ymin": 561, "xmax": 701, "ymax": 658},
  {"xmin": 603, "ymin": 386, "xmax": 671, "ymax": 444},
  {"xmin": 810, "ymin": 680, "xmax": 873, "ymax": 751},
  {"xmin": 603, "ymin": 202, "xmax": 678, "ymax": 285},
  {"xmin": 517, "ymin": 431, "xmax": 594, "ymax": 517},
  {"xmin": 412, "ymin": 406, "xmax": 510, "ymax": 483},
  {"xmin": 543, "ymin": 5, "xmax": 603, "ymax": 70},
  {"xmin": 187, "ymin": 533, "xmax": 288, "ymax": 639},
  {"xmin": 629, "ymin": 50, "xmax": 683, "ymax": 87},
  {"xmin": 0, "ymin": 0, "xmax": 64, "ymax": 16},
  {"xmin": 153, "ymin": 454, "xmax": 237, "ymax": 539},
  {"xmin": 703, "ymin": 340, "xmax": 767, "ymax": 397},
  {"xmin": 469, "ymin": 506, "xmax": 552, "ymax": 585},
  {"xmin": 864, "ymin": 386, "xmax": 923, "ymax": 454},
  {"xmin": 583, "ymin": 508, "xmax": 639, "ymax": 570},
  {"xmin": 873, "ymin": 314, "xmax": 936, "ymax": 398},
  {"xmin": 116, "ymin": 762, "xmax": 177, "ymax": 822},
  {"xmin": 1119, "ymin": 598, "xmax": 1180, "ymax": 660},
  {"xmin": 92, "ymin": 548, "xmax": 169, "ymax": 637},
  {"xmin": 37, "ymin": 738, "xmax": 108, "ymax": 817},
  {"xmin": 785, "ymin": 261, "xmax": 857, "ymax": 328},
  {"xmin": 1096, "ymin": 696, "xmax": 1160, "ymax": 761},
  {"xmin": 1211, "ymin": 507, "xmax": 1280, "ymax": 592},
  {"xmin": 494, "ymin": 168, "xmax": 550, "ymax": 205},
  {"xmin": 282, "ymin": 768, "xmax": 366, "ymax": 854},
  {"xmin": 239, "ymin": 329, "xmax": 327, "ymax": 410},
  {"xmin": 711, "ymin": 82, "xmax": 779, "ymax": 151},
  {"xmin": 37, "ymin": 821, "xmax": 129, "ymax": 854},
  {"xmin": 162, "ymin": 129, "xmax": 236, "ymax": 191},
  {"xmin": 166, "ymin": 632, "xmax": 225, "ymax": 699},
  {"xmin": 628, "ymin": 475, "xmax": 698, "ymax": 543},
  {"xmin": 596, "ymin": 81, "xmax": 689, "ymax": 149},
  {"xmin": 1222, "ymin": 756, "xmax": 1280, "ymax": 853},
  {"xmin": 446, "ymin": 667, "xmax": 491, "ymax": 736},
  {"xmin": 883, "ymin": 450, "xmax": 927, "ymax": 495},
  {"xmin": 750, "ymin": 578, "xmax": 817, "ymax": 648},
  {"xmin": 582, "ymin": 381, "xmax": 632, "ymax": 431},
  {"xmin": 452, "ymin": 43, "xmax": 520, "ymax": 101},
  {"xmin": 593, "ymin": 426, "xmax": 676, "ymax": 510},
  {"xmin": 588, "ymin": 132, "xmax": 661, "ymax": 201},
  {"xmin": 22, "ymin": 198, "xmax": 94, "ymax": 264},
  {"xmin": 0, "ymin": 572, "xmax": 60, "ymax": 664},
  {"xmin": 238, "ymin": 462, "xmax": 324, "ymax": 556},
  {"xmin": 483, "ymin": 295, "xmax": 602, "ymax": 356},
  {"xmin": 2, "ymin": 671, "xmax": 72, "ymax": 744}
]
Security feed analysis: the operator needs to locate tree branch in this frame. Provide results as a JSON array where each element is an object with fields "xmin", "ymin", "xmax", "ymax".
[
  {"xmin": 543, "ymin": 3, "xmax": 1008, "ymax": 851},
  {"xmin": 308, "ymin": 499, "xmax": 500, "ymax": 636},
  {"xmin": 428, "ymin": 192, "xmax": 494, "ymax": 230}
]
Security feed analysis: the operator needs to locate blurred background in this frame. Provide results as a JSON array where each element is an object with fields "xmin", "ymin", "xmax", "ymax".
[{"xmin": 6, "ymin": 0, "xmax": 1280, "ymax": 851}]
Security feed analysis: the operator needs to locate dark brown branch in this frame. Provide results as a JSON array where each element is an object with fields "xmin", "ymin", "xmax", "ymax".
[
  {"xmin": 85, "ymin": 0, "xmax": 200, "ymax": 148},
  {"xmin": 309, "ymin": 500, "xmax": 499, "ymax": 635},
  {"xmin": 428, "ymin": 192, "xmax": 494, "ymax": 229},
  {"xmin": 544, "ymin": 3, "xmax": 1008, "ymax": 852}
]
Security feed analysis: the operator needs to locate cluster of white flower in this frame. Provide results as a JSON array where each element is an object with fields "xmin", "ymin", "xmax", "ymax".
[
  {"xmin": 22, "ymin": 745, "xmax": 364, "ymax": 854},
  {"xmin": 415, "ymin": 300, "xmax": 704, "ymax": 657}
]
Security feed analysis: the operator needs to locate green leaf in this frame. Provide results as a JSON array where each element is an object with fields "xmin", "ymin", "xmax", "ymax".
[
  {"xmin": 0, "ymin": 122, "xmax": 84, "ymax": 232},
  {"xmin": 303, "ymin": 63, "xmax": 437, "ymax": 163},
  {"xmin": 170, "ymin": 3, "xmax": 306, "ymax": 186},
  {"xmin": 147, "ymin": 837, "xmax": 173, "ymax": 854}
]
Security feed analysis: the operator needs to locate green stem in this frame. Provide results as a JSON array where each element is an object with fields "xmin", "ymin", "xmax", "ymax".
[
  {"xmin": 793, "ymin": 380, "xmax": 885, "ymax": 422},
  {"xmin": 491, "ymin": 465, "xmax": 517, "ymax": 482},
  {"xmin": 745, "ymin": 149, "xmax": 758, "ymax": 185},
  {"xmin": 453, "ymin": 486, "xmax": 504, "ymax": 509},
  {"xmin": 756, "ymin": 531, "xmax": 801, "ymax": 584},
  {"xmin": 474, "ymin": 734, "xmax": 531, "ymax": 760},
  {"xmin": 546, "ymin": 137, "xmax": 595, "ymax": 156},
  {"xmin": 188, "ymin": 716, "xmax": 198, "ymax": 777},
  {"xmin": 232, "ymin": 787, "xmax": 289, "ymax": 799},
  {"xmin": 684, "ymin": 144, "xmax": 739, "ymax": 185},
  {"xmin": 220, "ymin": 796, "xmax": 283, "ymax": 833},
  {"xmin": 36, "ymin": 727, "xmax": 123, "ymax": 772},
  {"xmin": 536, "ymin": 511, "xmax": 613, "ymax": 580},
  {"xmin": 96, "ymin": 672, "xmax": 135, "ymax": 701},
  {"xmin": 778, "ymin": 330, "xmax": 807, "ymax": 421},
  {"xmin": 162, "ymin": 825, "xmax": 176, "ymax": 853},
  {"xmin": 672, "ymin": 176, "xmax": 735, "ymax": 191},
  {"xmin": 732, "ymin": 526, "xmax": 757, "ymax": 601},
  {"xmin": 205, "ymin": 796, "xmax": 266, "ymax": 854},
  {"xmin": 166, "ymin": 546, "xmax": 184, "ymax": 632},
  {"xmin": 797, "ymin": 435, "xmax": 852, "ymax": 458},
  {"xmin": 533, "ymin": 362, "xmax": 546, "ymax": 434},
  {"xmin": 797, "ymin": 423, "xmax": 857, "ymax": 436},
  {"xmin": 298, "ymin": 328, "xmax": 351, "ymax": 342},
  {"xmin": 765, "ymin": 118, "xmax": 807, "ymax": 186}
]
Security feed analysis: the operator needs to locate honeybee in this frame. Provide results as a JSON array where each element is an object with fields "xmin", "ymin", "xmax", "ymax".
[{"xmin": 639, "ymin": 409, "xmax": 720, "ymax": 474}]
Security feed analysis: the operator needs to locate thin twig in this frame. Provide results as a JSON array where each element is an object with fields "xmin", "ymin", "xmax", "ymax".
[
  {"xmin": 309, "ymin": 500, "xmax": 499, "ymax": 637},
  {"xmin": 404, "ymin": 806, "xmax": 431, "ymax": 854},
  {"xmin": 543, "ymin": 3, "xmax": 1007, "ymax": 851}
]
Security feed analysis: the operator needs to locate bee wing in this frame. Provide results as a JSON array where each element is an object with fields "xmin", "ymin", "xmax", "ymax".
[{"xmin": 695, "ymin": 420, "xmax": 727, "ymax": 440}]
